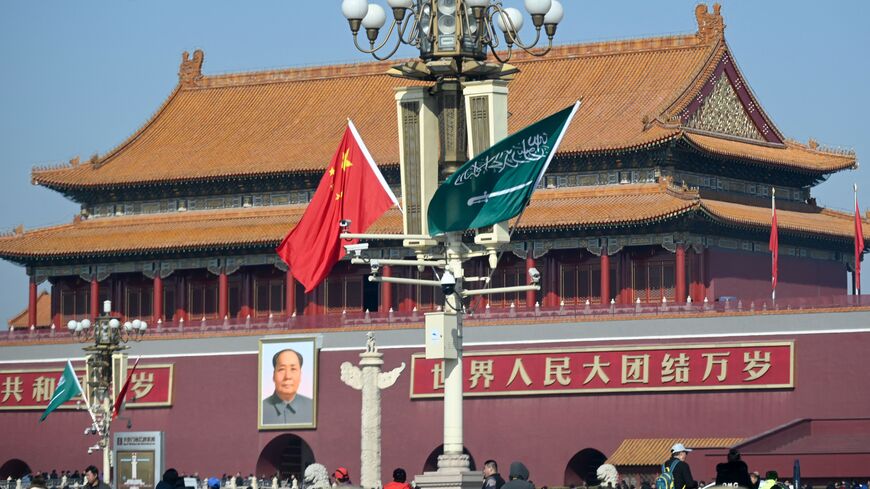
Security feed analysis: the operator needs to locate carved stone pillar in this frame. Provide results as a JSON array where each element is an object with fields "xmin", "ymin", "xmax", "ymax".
[
  {"xmin": 676, "ymin": 244, "xmax": 686, "ymax": 304},
  {"xmin": 340, "ymin": 333, "xmax": 405, "ymax": 489},
  {"xmin": 381, "ymin": 265, "xmax": 393, "ymax": 312}
]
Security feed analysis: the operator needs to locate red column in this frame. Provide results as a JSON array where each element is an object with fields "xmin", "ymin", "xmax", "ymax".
[
  {"xmin": 239, "ymin": 271, "xmax": 251, "ymax": 319},
  {"xmin": 153, "ymin": 275, "xmax": 163, "ymax": 323},
  {"xmin": 90, "ymin": 277, "xmax": 99, "ymax": 321},
  {"xmin": 382, "ymin": 265, "xmax": 393, "ymax": 312},
  {"xmin": 285, "ymin": 268, "xmax": 296, "ymax": 317},
  {"xmin": 218, "ymin": 271, "xmax": 228, "ymax": 319},
  {"xmin": 176, "ymin": 276, "xmax": 187, "ymax": 323},
  {"xmin": 676, "ymin": 244, "xmax": 686, "ymax": 304},
  {"xmin": 28, "ymin": 278, "xmax": 38, "ymax": 327},
  {"xmin": 526, "ymin": 256, "xmax": 536, "ymax": 308},
  {"xmin": 600, "ymin": 253, "xmax": 610, "ymax": 305}
]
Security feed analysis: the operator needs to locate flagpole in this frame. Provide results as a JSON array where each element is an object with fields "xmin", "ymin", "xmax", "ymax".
[
  {"xmin": 771, "ymin": 187, "xmax": 776, "ymax": 303},
  {"xmin": 856, "ymin": 183, "xmax": 862, "ymax": 297}
]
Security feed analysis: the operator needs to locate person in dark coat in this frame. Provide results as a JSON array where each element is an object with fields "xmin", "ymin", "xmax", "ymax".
[
  {"xmin": 482, "ymin": 460, "xmax": 506, "ymax": 489},
  {"xmin": 715, "ymin": 449, "xmax": 753, "ymax": 488},
  {"xmin": 503, "ymin": 462, "xmax": 534, "ymax": 489},
  {"xmin": 157, "ymin": 469, "xmax": 180, "ymax": 489},
  {"xmin": 662, "ymin": 444, "xmax": 698, "ymax": 489}
]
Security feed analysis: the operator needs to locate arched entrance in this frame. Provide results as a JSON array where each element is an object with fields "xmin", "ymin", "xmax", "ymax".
[
  {"xmin": 564, "ymin": 448, "xmax": 607, "ymax": 486},
  {"xmin": 257, "ymin": 434, "xmax": 315, "ymax": 481},
  {"xmin": 0, "ymin": 459, "xmax": 31, "ymax": 480},
  {"xmin": 422, "ymin": 445, "xmax": 476, "ymax": 474}
]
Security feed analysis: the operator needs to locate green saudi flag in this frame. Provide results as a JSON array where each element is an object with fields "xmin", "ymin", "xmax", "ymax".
[
  {"xmin": 39, "ymin": 360, "xmax": 84, "ymax": 422},
  {"xmin": 427, "ymin": 101, "xmax": 580, "ymax": 235}
]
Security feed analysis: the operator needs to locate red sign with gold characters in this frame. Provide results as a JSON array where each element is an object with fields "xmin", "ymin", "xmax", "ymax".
[
  {"xmin": 410, "ymin": 341, "xmax": 793, "ymax": 398},
  {"xmin": 0, "ymin": 364, "xmax": 174, "ymax": 410}
]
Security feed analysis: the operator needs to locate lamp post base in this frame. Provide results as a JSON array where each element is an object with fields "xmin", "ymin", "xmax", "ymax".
[{"xmin": 414, "ymin": 460, "xmax": 481, "ymax": 489}]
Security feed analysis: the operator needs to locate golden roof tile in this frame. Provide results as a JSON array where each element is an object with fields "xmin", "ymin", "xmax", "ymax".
[
  {"xmin": 607, "ymin": 437, "xmax": 744, "ymax": 466},
  {"xmin": 684, "ymin": 133, "xmax": 856, "ymax": 172}
]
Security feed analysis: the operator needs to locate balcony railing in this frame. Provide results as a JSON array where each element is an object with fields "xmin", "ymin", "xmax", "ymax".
[{"xmin": 5, "ymin": 294, "xmax": 867, "ymax": 344}]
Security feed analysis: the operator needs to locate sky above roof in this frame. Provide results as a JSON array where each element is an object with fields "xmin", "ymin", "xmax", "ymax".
[{"xmin": 0, "ymin": 1, "xmax": 868, "ymax": 325}]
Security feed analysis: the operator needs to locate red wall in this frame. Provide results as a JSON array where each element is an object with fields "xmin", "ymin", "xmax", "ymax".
[
  {"xmin": 3, "ymin": 331, "xmax": 869, "ymax": 485},
  {"xmin": 707, "ymin": 248, "xmax": 845, "ymax": 301}
]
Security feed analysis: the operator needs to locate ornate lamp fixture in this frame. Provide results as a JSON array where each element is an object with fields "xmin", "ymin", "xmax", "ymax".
[{"xmin": 341, "ymin": 0, "xmax": 564, "ymax": 73}]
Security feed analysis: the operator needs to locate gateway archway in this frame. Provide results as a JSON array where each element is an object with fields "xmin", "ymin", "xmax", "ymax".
[
  {"xmin": 257, "ymin": 434, "xmax": 315, "ymax": 481},
  {"xmin": 0, "ymin": 459, "xmax": 31, "ymax": 480},
  {"xmin": 564, "ymin": 448, "xmax": 607, "ymax": 486}
]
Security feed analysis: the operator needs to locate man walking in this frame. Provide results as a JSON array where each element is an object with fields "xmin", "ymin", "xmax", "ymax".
[
  {"xmin": 482, "ymin": 461, "xmax": 505, "ymax": 489},
  {"xmin": 664, "ymin": 444, "xmax": 697, "ymax": 489}
]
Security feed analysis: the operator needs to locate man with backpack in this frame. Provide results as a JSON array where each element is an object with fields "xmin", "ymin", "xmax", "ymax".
[{"xmin": 657, "ymin": 443, "xmax": 697, "ymax": 489}]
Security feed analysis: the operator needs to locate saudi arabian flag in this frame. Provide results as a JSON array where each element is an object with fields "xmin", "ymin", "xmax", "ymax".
[
  {"xmin": 39, "ymin": 360, "xmax": 84, "ymax": 422},
  {"xmin": 427, "ymin": 101, "xmax": 580, "ymax": 235}
]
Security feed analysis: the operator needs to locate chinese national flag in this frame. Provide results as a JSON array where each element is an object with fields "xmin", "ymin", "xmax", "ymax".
[
  {"xmin": 276, "ymin": 121, "xmax": 399, "ymax": 292},
  {"xmin": 856, "ymin": 193, "xmax": 865, "ymax": 291},
  {"xmin": 112, "ymin": 356, "xmax": 139, "ymax": 420},
  {"xmin": 769, "ymin": 198, "xmax": 779, "ymax": 291}
]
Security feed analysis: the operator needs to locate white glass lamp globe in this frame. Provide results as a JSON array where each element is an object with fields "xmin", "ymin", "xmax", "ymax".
[
  {"xmin": 81, "ymin": 319, "xmax": 91, "ymax": 329},
  {"xmin": 132, "ymin": 319, "xmax": 142, "ymax": 330},
  {"xmin": 67, "ymin": 320, "xmax": 77, "ymax": 331},
  {"xmin": 124, "ymin": 321, "xmax": 133, "ymax": 331},
  {"xmin": 544, "ymin": 0, "xmax": 564, "ymax": 24},
  {"xmin": 362, "ymin": 4, "xmax": 387, "ymax": 29},
  {"xmin": 496, "ymin": 7, "xmax": 524, "ymax": 33},
  {"xmin": 139, "ymin": 321, "xmax": 148, "ymax": 331},
  {"xmin": 465, "ymin": 0, "xmax": 489, "ymax": 7},
  {"xmin": 109, "ymin": 318, "xmax": 120, "ymax": 329},
  {"xmin": 341, "ymin": 0, "xmax": 369, "ymax": 20},
  {"xmin": 524, "ymin": 0, "xmax": 552, "ymax": 15},
  {"xmin": 75, "ymin": 323, "xmax": 83, "ymax": 333},
  {"xmin": 387, "ymin": 0, "xmax": 413, "ymax": 8}
]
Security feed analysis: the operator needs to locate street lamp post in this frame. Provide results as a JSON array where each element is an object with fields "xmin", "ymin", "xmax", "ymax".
[
  {"xmin": 339, "ymin": 1, "xmax": 565, "ymax": 486},
  {"xmin": 68, "ymin": 300, "xmax": 147, "ymax": 483}
]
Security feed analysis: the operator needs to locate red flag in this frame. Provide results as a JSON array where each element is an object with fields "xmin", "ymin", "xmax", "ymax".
[
  {"xmin": 276, "ymin": 121, "xmax": 399, "ymax": 292},
  {"xmin": 769, "ymin": 194, "xmax": 779, "ymax": 293},
  {"xmin": 112, "ymin": 356, "xmax": 139, "ymax": 420},
  {"xmin": 856, "ymin": 189, "xmax": 865, "ymax": 291}
]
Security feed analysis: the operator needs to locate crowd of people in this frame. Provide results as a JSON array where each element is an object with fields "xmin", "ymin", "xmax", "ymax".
[{"xmin": 6, "ymin": 451, "xmax": 869, "ymax": 489}]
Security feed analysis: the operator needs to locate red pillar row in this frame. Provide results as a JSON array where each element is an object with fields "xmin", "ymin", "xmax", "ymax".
[
  {"xmin": 676, "ymin": 244, "xmax": 686, "ymax": 304},
  {"xmin": 525, "ymin": 256, "xmax": 536, "ymax": 308},
  {"xmin": 286, "ymin": 268, "xmax": 296, "ymax": 317},
  {"xmin": 90, "ymin": 277, "xmax": 99, "ymax": 321},
  {"xmin": 218, "ymin": 271, "xmax": 229, "ymax": 319},
  {"xmin": 153, "ymin": 275, "xmax": 163, "ymax": 323},
  {"xmin": 28, "ymin": 278, "xmax": 38, "ymax": 327},
  {"xmin": 600, "ymin": 253, "xmax": 610, "ymax": 305},
  {"xmin": 382, "ymin": 265, "xmax": 393, "ymax": 312}
]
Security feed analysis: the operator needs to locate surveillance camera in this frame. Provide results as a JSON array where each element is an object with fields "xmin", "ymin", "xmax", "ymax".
[
  {"xmin": 370, "ymin": 260, "xmax": 381, "ymax": 275},
  {"xmin": 87, "ymin": 448, "xmax": 93, "ymax": 455},
  {"xmin": 528, "ymin": 267, "xmax": 541, "ymax": 283},
  {"xmin": 338, "ymin": 219, "xmax": 352, "ymax": 229},
  {"xmin": 344, "ymin": 242, "xmax": 369, "ymax": 257},
  {"xmin": 440, "ymin": 270, "xmax": 457, "ymax": 296}
]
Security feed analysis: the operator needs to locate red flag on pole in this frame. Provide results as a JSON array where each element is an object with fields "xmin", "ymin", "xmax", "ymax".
[
  {"xmin": 276, "ymin": 121, "xmax": 400, "ymax": 292},
  {"xmin": 112, "ymin": 356, "xmax": 140, "ymax": 420},
  {"xmin": 769, "ymin": 190, "xmax": 779, "ymax": 298},
  {"xmin": 856, "ymin": 186, "xmax": 865, "ymax": 292}
]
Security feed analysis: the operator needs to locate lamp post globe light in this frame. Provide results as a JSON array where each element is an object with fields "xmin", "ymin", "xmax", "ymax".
[
  {"xmin": 68, "ymin": 300, "xmax": 147, "ymax": 483},
  {"xmin": 338, "ymin": 1, "xmax": 565, "ymax": 485}
]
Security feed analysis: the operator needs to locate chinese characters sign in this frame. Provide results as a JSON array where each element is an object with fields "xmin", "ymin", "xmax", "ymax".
[
  {"xmin": 410, "ymin": 342, "xmax": 793, "ymax": 398},
  {"xmin": 0, "ymin": 364, "xmax": 173, "ymax": 410}
]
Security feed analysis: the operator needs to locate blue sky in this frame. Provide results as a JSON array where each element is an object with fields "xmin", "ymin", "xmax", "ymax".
[{"xmin": 0, "ymin": 1, "xmax": 868, "ymax": 326}]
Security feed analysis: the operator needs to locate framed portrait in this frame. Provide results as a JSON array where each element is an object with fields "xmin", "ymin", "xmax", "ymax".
[{"xmin": 258, "ymin": 336, "xmax": 318, "ymax": 430}]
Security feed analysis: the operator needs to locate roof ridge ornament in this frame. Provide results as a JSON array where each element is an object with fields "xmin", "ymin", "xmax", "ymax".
[
  {"xmin": 179, "ymin": 49, "xmax": 204, "ymax": 88},
  {"xmin": 695, "ymin": 3, "xmax": 725, "ymax": 43}
]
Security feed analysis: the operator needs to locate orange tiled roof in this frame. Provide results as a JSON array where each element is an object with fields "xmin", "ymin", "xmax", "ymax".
[
  {"xmin": 607, "ymin": 437, "xmax": 744, "ymax": 466},
  {"xmin": 683, "ymin": 133, "xmax": 855, "ymax": 172},
  {"xmin": 7, "ymin": 291, "xmax": 52, "ymax": 328},
  {"xmin": 2, "ymin": 183, "xmax": 866, "ymax": 261},
  {"xmin": 29, "ymin": 6, "xmax": 854, "ymax": 191}
]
